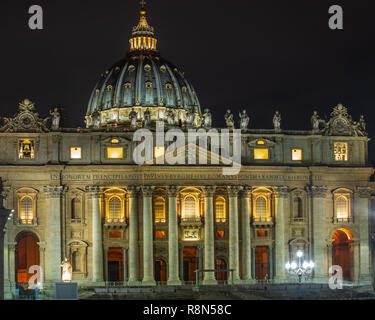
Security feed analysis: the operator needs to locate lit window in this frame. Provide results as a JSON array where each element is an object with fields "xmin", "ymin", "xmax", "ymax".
[
  {"xmin": 292, "ymin": 149, "xmax": 302, "ymax": 161},
  {"xmin": 255, "ymin": 196, "xmax": 268, "ymax": 221},
  {"xmin": 154, "ymin": 197, "xmax": 166, "ymax": 223},
  {"xmin": 216, "ymin": 230, "xmax": 225, "ymax": 239},
  {"xmin": 18, "ymin": 139, "xmax": 35, "ymax": 159},
  {"xmin": 154, "ymin": 146, "xmax": 165, "ymax": 159},
  {"xmin": 109, "ymin": 232, "xmax": 122, "ymax": 239},
  {"xmin": 19, "ymin": 196, "xmax": 33, "ymax": 224},
  {"xmin": 108, "ymin": 196, "xmax": 122, "ymax": 222},
  {"xmin": 257, "ymin": 230, "xmax": 268, "ymax": 237},
  {"xmin": 257, "ymin": 140, "xmax": 265, "ymax": 145},
  {"xmin": 254, "ymin": 149, "xmax": 269, "ymax": 160},
  {"xmin": 215, "ymin": 197, "xmax": 226, "ymax": 222},
  {"xmin": 336, "ymin": 196, "xmax": 349, "ymax": 220},
  {"xmin": 334, "ymin": 142, "xmax": 348, "ymax": 161},
  {"xmin": 183, "ymin": 196, "xmax": 197, "ymax": 220},
  {"xmin": 70, "ymin": 147, "xmax": 82, "ymax": 159},
  {"xmin": 155, "ymin": 231, "xmax": 166, "ymax": 239},
  {"xmin": 107, "ymin": 147, "xmax": 123, "ymax": 159}
]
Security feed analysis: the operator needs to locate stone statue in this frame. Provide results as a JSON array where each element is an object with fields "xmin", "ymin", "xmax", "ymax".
[
  {"xmin": 129, "ymin": 108, "xmax": 138, "ymax": 129},
  {"xmin": 92, "ymin": 109, "xmax": 101, "ymax": 129},
  {"xmin": 144, "ymin": 108, "xmax": 151, "ymax": 127},
  {"xmin": 61, "ymin": 258, "xmax": 72, "ymax": 282},
  {"xmin": 202, "ymin": 108, "xmax": 212, "ymax": 128},
  {"xmin": 359, "ymin": 115, "xmax": 366, "ymax": 133},
  {"xmin": 50, "ymin": 107, "xmax": 61, "ymax": 130},
  {"xmin": 167, "ymin": 109, "xmax": 175, "ymax": 126},
  {"xmin": 311, "ymin": 111, "xmax": 320, "ymax": 131},
  {"xmin": 185, "ymin": 107, "xmax": 194, "ymax": 126},
  {"xmin": 239, "ymin": 109, "xmax": 249, "ymax": 130},
  {"xmin": 224, "ymin": 109, "xmax": 234, "ymax": 128},
  {"xmin": 273, "ymin": 111, "xmax": 281, "ymax": 130}
]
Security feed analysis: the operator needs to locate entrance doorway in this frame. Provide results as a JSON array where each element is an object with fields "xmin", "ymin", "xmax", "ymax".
[
  {"xmin": 332, "ymin": 229, "xmax": 354, "ymax": 281},
  {"xmin": 107, "ymin": 248, "xmax": 124, "ymax": 282},
  {"xmin": 215, "ymin": 258, "xmax": 227, "ymax": 282},
  {"xmin": 16, "ymin": 232, "xmax": 40, "ymax": 284},
  {"xmin": 183, "ymin": 247, "xmax": 198, "ymax": 282},
  {"xmin": 155, "ymin": 258, "xmax": 167, "ymax": 283},
  {"xmin": 255, "ymin": 246, "xmax": 269, "ymax": 280}
]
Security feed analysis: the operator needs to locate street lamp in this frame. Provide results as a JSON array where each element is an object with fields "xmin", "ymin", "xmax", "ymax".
[
  {"xmin": 0, "ymin": 178, "xmax": 13, "ymax": 300},
  {"xmin": 285, "ymin": 250, "xmax": 314, "ymax": 299}
]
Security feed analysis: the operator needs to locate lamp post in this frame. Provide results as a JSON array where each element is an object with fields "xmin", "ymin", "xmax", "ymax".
[
  {"xmin": 285, "ymin": 250, "xmax": 314, "ymax": 299},
  {"xmin": 0, "ymin": 179, "xmax": 14, "ymax": 300}
]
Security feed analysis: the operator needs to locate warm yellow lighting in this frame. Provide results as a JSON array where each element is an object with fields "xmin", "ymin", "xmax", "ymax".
[
  {"xmin": 111, "ymin": 138, "xmax": 120, "ymax": 144},
  {"xmin": 292, "ymin": 149, "xmax": 302, "ymax": 161},
  {"xmin": 154, "ymin": 146, "xmax": 165, "ymax": 159},
  {"xmin": 334, "ymin": 142, "xmax": 348, "ymax": 161},
  {"xmin": 107, "ymin": 147, "xmax": 123, "ymax": 159},
  {"xmin": 257, "ymin": 140, "xmax": 265, "ymax": 145},
  {"xmin": 70, "ymin": 147, "xmax": 82, "ymax": 159},
  {"xmin": 336, "ymin": 195, "xmax": 349, "ymax": 219},
  {"xmin": 254, "ymin": 149, "xmax": 269, "ymax": 160}
]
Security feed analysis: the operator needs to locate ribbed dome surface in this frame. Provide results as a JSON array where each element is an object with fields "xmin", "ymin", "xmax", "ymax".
[{"xmin": 87, "ymin": 53, "xmax": 201, "ymax": 115}]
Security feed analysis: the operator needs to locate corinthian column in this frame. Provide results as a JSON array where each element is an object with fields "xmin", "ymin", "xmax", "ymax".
[
  {"xmin": 167, "ymin": 186, "xmax": 181, "ymax": 285},
  {"xmin": 128, "ymin": 186, "xmax": 139, "ymax": 285},
  {"xmin": 44, "ymin": 185, "xmax": 66, "ymax": 282},
  {"xmin": 142, "ymin": 186, "xmax": 156, "ymax": 286},
  {"xmin": 228, "ymin": 186, "xmax": 242, "ymax": 282},
  {"xmin": 356, "ymin": 187, "xmax": 372, "ymax": 285},
  {"xmin": 274, "ymin": 186, "xmax": 289, "ymax": 282},
  {"xmin": 309, "ymin": 185, "xmax": 328, "ymax": 283},
  {"xmin": 241, "ymin": 186, "xmax": 252, "ymax": 282},
  {"xmin": 85, "ymin": 186, "xmax": 104, "ymax": 282},
  {"xmin": 202, "ymin": 186, "xmax": 217, "ymax": 285}
]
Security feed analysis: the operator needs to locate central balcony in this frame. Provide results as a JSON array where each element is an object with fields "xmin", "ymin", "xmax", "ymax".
[
  {"xmin": 104, "ymin": 217, "xmax": 128, "ymax": 230},
  {"xmin": 179, "ymin": 217, "xmax": 203, "ymax": 227},
  {"xmin": 251, "ymin": 217, "xmax": 274, "ymax": 228}
]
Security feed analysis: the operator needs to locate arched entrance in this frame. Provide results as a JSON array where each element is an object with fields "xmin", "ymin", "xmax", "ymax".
[
  {"xmin": 155, "ymin": 258, "xmax": 167, "ymax": 284},
  {"xmin": 332, "ymin": 229, "xmax": 354, "ymax": 281},
  {"xmin": 15, "ymin": 232, "xmax": 40, "ymax": 284},
  {"xmin": 215, "ymin": 258, "xmax": 227, "ymax": 283}
]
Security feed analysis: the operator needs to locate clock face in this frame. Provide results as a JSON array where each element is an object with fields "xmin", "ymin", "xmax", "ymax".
[
  {"xmin": 333, "ymin": 118, "xmax": 347, "ymax": 133},
  {"xmin": 19, "ymin": 113, "xmax": 35, "ymax": 129}
]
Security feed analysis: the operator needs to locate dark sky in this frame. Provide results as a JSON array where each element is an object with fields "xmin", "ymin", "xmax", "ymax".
[{"xmin": 1, "ymin": 0, "xmax": 375, "ymax": 157}]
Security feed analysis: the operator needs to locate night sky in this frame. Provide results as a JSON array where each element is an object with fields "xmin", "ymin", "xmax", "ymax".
[{"xmin": 1, "ymin": 0, "xmax": 375, "ymax": 158}]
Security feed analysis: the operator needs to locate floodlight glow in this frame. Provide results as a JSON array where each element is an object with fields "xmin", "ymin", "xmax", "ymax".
[
  {"xmin": 296, "ymin": 250, "xmax": 303, "ymax": 258},
  {"xmin": 291, "ymin": 262, "xmax": 297, "ymax": 269}
]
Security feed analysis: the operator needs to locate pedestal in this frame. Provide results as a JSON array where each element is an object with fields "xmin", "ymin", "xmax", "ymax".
[{"xmin": 55, "ymin": 282, "xmax": 78, "ymax": 300}]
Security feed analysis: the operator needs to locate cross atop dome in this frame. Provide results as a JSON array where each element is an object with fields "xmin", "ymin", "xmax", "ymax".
[{"xmin": 140, "ymin": 0, "xmax": 146, "ymax": 9}]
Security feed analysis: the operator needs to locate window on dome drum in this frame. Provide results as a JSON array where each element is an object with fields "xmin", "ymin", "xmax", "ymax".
[
  {"xmin": 335, "ymin": 195, "xmax": 350, "ymax": 221},
  {"xmin": 18, "ymin": 139, "xmax": 35, "ymax": 159},
  {"xmin": 292, "ymin": 149, "xmax": 302, "ymax": 161},
  {"xmin": 107, "ymin": 196, "xmax": 124, "ymax": 223},
  {"xmin": 107, "ymin": 147, "xmax": 123, "ymax": 159},
  {"xmin": 215, "ymin": 197, "xmax": 226, "ymax": 223},
  {"xmin": 254, "ymin": 196, "xmax": 270, "ymax": 222},
  {"xmin": 182, "ymin": 196, "xmax": 198, "ymax": 221},
  {"xmin": 154, "ymin": 197, "xmax": 166, "ymax": 223},
  {"xmin": 19, "ymin": 196, "xmax": 34, "ymax": 224},
  {"xmin": 70, "ymin": 147, "xmax": 82, "ymax": 160},
  {"xmin": 334, "ymin": 142, "xmax": 348, "ymax": 161},
  {"xmin": 254, "ymin": 149, "xmax": 269, "ymax": 160}
]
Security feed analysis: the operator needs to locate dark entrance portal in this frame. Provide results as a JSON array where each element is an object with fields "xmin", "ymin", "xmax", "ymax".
[{"xmin": 183, "ymin": 247, "xmax": 198, "ymax": 282}]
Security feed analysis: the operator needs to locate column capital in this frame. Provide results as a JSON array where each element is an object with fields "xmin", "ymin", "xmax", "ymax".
[
  {"xmin": 203, "ymin": 186, "xmax": 216, "ymax": 197},
  {"xmin": 127, "ymin": 186, "xmax": 139, "ymax": 198},
  {"xmin": 356, "ymin": 186, "xmax": 372, "ymax": 198},
  {"xmin": 306, "ymin": 185, "xmax": 328, "ymax": 198},
  {"xmin": 241, "ymin": 186, "xmax": 252, "ymax": 198},
  {"xmin": 273, "ymin": 186, "xmax": 289, "ymax": 198},
  {"xmin": 8, "ymin": 242, "xmax": 17, "ymax": 251},
  {"xmin": 167, "ymin": 186, "xmax": 178, "ymax": 197},
  {"xmin": 141, "ymin": 186, "xmax": 154, "ymax": 197},
  {"xmin": 44, "ymin": 185, "xmax": 67, "ymax": 199},
  {"xmin": 85, "ymin": 185, "xmax": 103, "ymax": 198},
  {"xmin": 227, "ymin": 186, "xmax": 243, "ymax": 197}
]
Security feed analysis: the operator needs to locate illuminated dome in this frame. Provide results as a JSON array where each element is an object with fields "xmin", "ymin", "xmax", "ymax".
[{"xmin": 86, "ymin": 4, "xmax": 201, "ymax": 128}]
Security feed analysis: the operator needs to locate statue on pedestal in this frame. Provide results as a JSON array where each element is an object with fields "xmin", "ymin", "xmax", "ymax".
[
  {"xmin": 202, "ymin": 108, "xmax": 212, "ymax": 128},
  {"xmin": 273, "ymin": 111, "xmax": 281, "ymax": 130},
  {"xmin": 239, "ymin": 110, "xmax": 249, "ymax": 130},
  {"xmin": 185, "ymin": 107, "xmax": 194, "ymax": 126},
  {"xmin": 167, "ymin": 109, "xmax": 175, "ymax": 126},
  {"xmin": 144, "ymin": 108, "xmax": 151, "ymax": 127},
  {"xmin": 92, "ymin": 109, "xmax": 101, "ymax": 129},
  {"xmin": 224, "ymin": 109, "xmax": 234, "ymax": 128},
  {"xmin": 61, "ymin": 258, "xmax": 72, "ymax": 283},
  {"xmin": 50, "ymin": 108, "xmax": 61, "ymax": 130},
  {"xmin": 129, "ymin": 108, "xmax": 138, "ymax": 129}
]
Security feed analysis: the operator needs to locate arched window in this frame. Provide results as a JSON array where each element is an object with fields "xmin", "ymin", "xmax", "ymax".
[
  {"xmin": 19, "ymin": 196, "xmax": 33, "ymax": 224},
  {"xmin": 108, "ymin": 196, "xmax": 122, "ymax": 222},
  {"xmin": 154, "ymin": 197, "xmax": 166, "ymax": 223},
  {"xmin": 183, "ymin": 196, "xmax": 196, "ymax": 220},
  {"xmin": 215, "ymin": 197, "xmax": 226, "ymax": 223},
  {"xmin": 255, "ymin": 196, "xmax": 267, "ymax": 221},
  {"xmin": 336, "ymin": 196, "xmax": 349, "ymax": 220},
  {"xmin": 71, "ymin": 198, "xmax": 81, "ymax": 220}
]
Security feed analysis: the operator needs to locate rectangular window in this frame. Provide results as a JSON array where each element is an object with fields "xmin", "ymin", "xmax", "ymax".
[
  {"xmin": 292, "ymin": 149, "xmax": 302, "ymax": 161},
  {"xmin": 155, "ymin": 231, "xmax": 166, "ymax": 239},
  {"xmin": 254, "ymin": 149, "xmax": 269, "ymax": 160},
  {"xmin": 107, "ymin": 147, "xmax": 123, "ymax": 159},
  {"xmin": 109, "ymin": 232, "xmax": 122, "ymax": 239},
  {"xmin": 257, "ymin": 230, "xmax": 268, "ymax": 237},
  {"xmin": 70, "ymin": 147, "xmax": 82, "ymax": 159},
  {"xmin": 18, "ymin": 139, "xmax": 35, "ymax": 159},
  {"xmin": 334, "ymin": 142, "xmax": 348, "ymax": 161},
  {"xmin": 216, "ymin": 230, "xmax": 225, "ymax": 239}
]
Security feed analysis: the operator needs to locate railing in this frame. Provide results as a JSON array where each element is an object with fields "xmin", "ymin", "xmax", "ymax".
[
  {"xmin": 154, "ymin": 218, "xmax": 166, "ymax": 224},
  {"xmin": 335, "ymin": 217, "xmax": 353, "ymax": 223},
  {"xmin": 180, "ymin": 217, "xmax": 202, "ymax": 223},
  {"xmin": 253, "ymin": 217, "xmax": 273, "ymax": 222},
  {"xmin": 293, "ymin": 217, "xmax": 304, "ymax": 223},
  {"xmin": 215, "ymin": 218, "xmax": 228, "ymax": 223},
  {"xmin": 16, "ymin": 218, "xmax": 37, "ymax": 226},
  {"xmin": 104, "ymin": 218, "xmax": 127, "ymax": 224}
]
